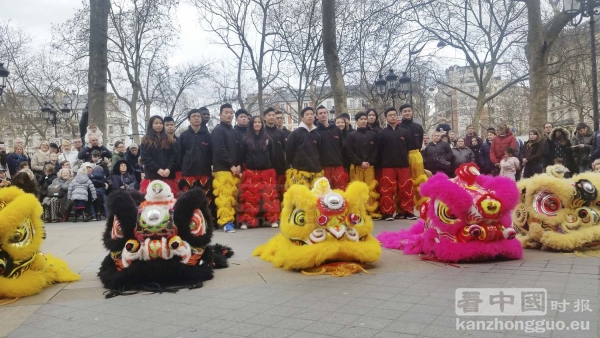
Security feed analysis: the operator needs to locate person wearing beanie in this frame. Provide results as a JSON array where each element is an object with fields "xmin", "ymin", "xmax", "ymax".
[
  {"xmin": 263, "ymin": 107, "xmax": 287, "ymax": 200},
  {"xmin": 212, "ymin": 104, "xmax": 241, "ymax": 233},
  {"xmin": 397, "ymin": 103, "xmax": 426, "ymax": 212},
  {"xmin": 314, "ymin": 105, "xmax": 347, "ymax": 190},
  {"xmin": 177, "ymin": 109, "xmax": 214, "ymax": 217},
  {"xmin": 378, "ymin": 107, "xmax": 415, "ymax": 221},
  {"xmin": 571, "ymin": 122, "xmax": 594, "ymax": 173},
  {"xmin": 346, "ymin": 112, "xmax": 380, "ymax": 219}
]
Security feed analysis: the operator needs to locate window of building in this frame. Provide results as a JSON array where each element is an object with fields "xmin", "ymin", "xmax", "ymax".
[
  {"xmin": 469, "ymin": 108, "xmax": 475, "ymax": 115},
  {"xmin": 326, "ymin": 101, "xmax": 332, "ymax": 109},
  {"xmin": 303, "ymin": 103, "xmax": 308, "ymax": 108},
  {"xmin": 109, "ymin": 125, "xmax": 114, "ymax": 134},
  {"xmin": 349, "ymin": 99, "xmax": 355, "ymax": 109}
]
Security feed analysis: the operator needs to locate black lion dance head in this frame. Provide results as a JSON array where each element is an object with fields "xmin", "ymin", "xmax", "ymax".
[{"xmin": 98, "ymin": 180, "xmax": 233, "ymax": 294}]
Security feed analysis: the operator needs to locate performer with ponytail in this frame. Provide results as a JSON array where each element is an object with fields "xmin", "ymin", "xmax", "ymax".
[
  {"xmin": 238, "ymin": 116, "xmax": 280, "ymax": 229},
  {"xmin": 139, "ymin": 115, "xmax": 178, "ymax": 196}
]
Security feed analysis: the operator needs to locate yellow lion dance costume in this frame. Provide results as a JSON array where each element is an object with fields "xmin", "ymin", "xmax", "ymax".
[
  {"xmin": 512, "ymin": 168, "xmax": 600, "ymax": 253},
  {"xmin": 0, "ymin": 187, "xmax": 79, "ymax": 301},
  {"xmin": 253, "ymin": 178, "xmax": 381, "ymax": 275}
]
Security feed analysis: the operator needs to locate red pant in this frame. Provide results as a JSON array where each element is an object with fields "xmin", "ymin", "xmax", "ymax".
[
  {"xmin": 379, "ymin": 167, "xmax": 414, "ymax": 215},
  {"xmin": 140, "ymin": 178, "xmax": 179, "ymax": 197},
  {"xmin": 323, "ymin": 166, "xmax": 348, "ymax": 191},
  {"xmin": 238, "ymin": 169, "xmax": 280, "ymax": 227},
  {"xmin": 276, "ymin": 174, "xmax": 286, "ymax": 200}
]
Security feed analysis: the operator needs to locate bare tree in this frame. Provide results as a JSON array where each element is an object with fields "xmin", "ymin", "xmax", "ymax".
[
  {"xmin": 410, "ymin": 0, "xmax": 529, "ymax": 130},
  {"xmin": 322, "ymin": 0, "xmax": 347, "ymax": 115},
  {"xmin": 193, "ymin": 0, "xmax": 283, "ymax": 113}
]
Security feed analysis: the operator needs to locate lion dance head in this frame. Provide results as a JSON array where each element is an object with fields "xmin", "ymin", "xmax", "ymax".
[
  {"xmin": 253, "ymin": 178, "xmax": 381, "ymax": 273},
  {"xmin": 378, "ymin": 164, "xmax": 522, "ymax": 262}
]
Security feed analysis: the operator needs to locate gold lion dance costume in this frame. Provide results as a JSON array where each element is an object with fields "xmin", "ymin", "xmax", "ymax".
[
  {"xmin": 0, "ymin": 187, "xmax": 79, "ymax": 302},
  {"xmin": 98, "ymin": 180, "xmax": 233, "ymax": 294},
  {"xmin": 253, "ymin": 178, "xmax": 381, "ymax": 275},
  {"xmin": 512, "ymin": 166, "xmax": 600, "ymax": 253},
  {"xmin": 213, "ymin": 171, "xmax": 240, "ymax": 228},
  {"xmin": 377, "ymin": 164, "xmax": 523, "ymax": 262}
]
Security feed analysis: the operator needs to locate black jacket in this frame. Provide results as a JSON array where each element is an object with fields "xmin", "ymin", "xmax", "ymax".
[
  {"xmin": 422, "ymin": 141, "xmax": 454, "ymax": 175},
  {"xmin": 178, "ymin": 125, "xmax": 212, "ymax": 176},
  {"xmin": 265, "ymin": 125, "xmax": 287, "ymax": 175},
  {"xmin": 125, "ymin": 148, "xmax": 142, "ymax": 173},
  {"xmin": 111, "ymin": 160, "xmax": 137, "ymax": 190},
  {"xmin": 398, "ymin": 119, "xmax": 424, "ymax": 151},
  {"xmin": 140, "ymin": 141, "xmax": 177, "ymax": 180},
  {"xmin": 377, "ymin": 125, "xmax": 413, "ymax": 168},
  {"xmin": 523, "ymin": 139, "xmax": 545, "ymax": 166},
  {"xmin": 346, "ymin": 128, "xmax": 378, "ymax": 166},
  {"xmin": 281, "ymin": 127, "xmax": 291, "ymax": 141},
  {"xmin": 242, "ymin": 134, "xmax": 274, "ymax": 170},
  {"xmin": 435, "ymin": 123, "xmax": 452, "ymax": 134},
  {"xmin": 234, "ymin": 125, "xmax": 247, "ymax": 163},
  {"xmin": 78, "ymin": 145, "xmax": 112, "ymax": 162},
  {"xmin": 211, "ymin": 122, "xmax": 240, "ymax": 172},
  {"xmin": 315, "ymin": 120, "xmax": 344, "ymax": 167},
  {"xmin": 286, "ymin": 123, "xmax": 322, "ymax": 173}
]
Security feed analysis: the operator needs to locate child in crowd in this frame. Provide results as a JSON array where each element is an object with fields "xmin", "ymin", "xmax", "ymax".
[
  {"xmin": 90, "ymin": 150, "xmax": 109, "ymax": 177},
  {"xmin": 0, "ymin": 166, "xmax": 11, "ymax": 188},
  {"xmin": 90, "ymin": 166, "xmax": 109, "ymax": 220},
  {"xmin": 592, "ymin": 159, "xmax": 600, "ymax": 173},
  {"xmin": 85, "ymin": 124, "xmax": 104, "ymax": 147},
  {"xmin": 38, "ymin": 164, "xmax": 57, "ymax": 204},
  {"xmin": 500, "ymin": 147, "xmax": 521, "ymax": 181},
  {"xmin": 45, "ymin": 153, "xmax": 61, "ymax": 173},
  {"xmin": 18, "ymin": 161, "xmax": 29, "ymax": 172},
  {"xmin": 68, "ymin": 167, "xmax": 96, "ymax": 222}
]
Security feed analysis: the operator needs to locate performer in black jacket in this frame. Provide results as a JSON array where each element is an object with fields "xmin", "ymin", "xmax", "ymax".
[
  {"xmin": 263, "ymin": 107, "xmax": 287, "ymax": 200},
  {"xmin": 139, "ymin": 115, "xmax": 178, "ymax": 195},
  {"xmin": 238, "ymin": 116, "xmax": 281, "ymax": 229},
  {"xmin": 275, "ymin": 110, "xmax": 291, "ymax": 140},
  {"xmin": 378, "ymin": 107, "xmax": 417, "ymax": 221},
  {"xmin": 177, "ymin": 109, "xmax": 213, "ymax": 200},
  {"xmin": 211, "ymin": 104, "xmax": 241, "ymax": 233},
  {"xmin": 315, "ymin": 105, "xmax": 348, "ymax": 190},
  {"xmin": 285, "ymin": 106, "xmax": 322, "ymax": 188},
  {"xmin": 347, "ymin": 112, "xmax": 380, "ymax": 218},
  {"xmin": 398, "ymin": 103, "xmax": 428, "ymax": 208}
]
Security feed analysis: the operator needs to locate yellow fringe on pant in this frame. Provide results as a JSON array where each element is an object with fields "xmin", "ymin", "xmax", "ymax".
[
  {"xmin": 213, "ymin": 171, "xmax": 240, "ymax": 227},
  {"xmin": 349, "ymin": 165, "xmax": 381, "ymax": 218},
  {"xmin": 408, "ymin": 149, "xmax": 428, "ymax": 207},
  {"xmin": 285, "ymin": 169, "xmax": 323, "ymax": 190}
]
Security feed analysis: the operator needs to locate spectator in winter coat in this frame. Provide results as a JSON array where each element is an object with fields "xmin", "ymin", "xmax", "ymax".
[
  {"xmin": 463, "ymin": 125, "xmax": 483, "ymax": 146},
  {"xmin": 448, "ymin": 130, "xmax": 458, "ymax": 148},
  {"xmin": 480, "ymin": 130, "xmax": 496, "ymax": 175},
  {"xmin": 38, "ymin": 164, "xmax": 57, "ymax": 203},
  {"xmin": 490, "ymin": 124, "xmax": 517, "ymax": 171},
  {"xmin": 499, "ymin": 147, "xmax": 520, "ymax": 181},
  {"xmin": 452, "ymin": 139, "xmax": 475, "ymax": 171},
  {"xmin": 90, "ymin": 166, "xmax": 109, "ymax": 220},
  {"xmin": 31, "ymin": 141, "xmax": 50, "ymax": 178},
  {"xmin": 469, "ymin": 136, "xmax": 484, "ymax": 169},
  {"xmin": 77, "ymin": 133, "xmax": 111, "ymax": 163},
  {"xmin": 58, "ymin": 140, "xmax": 80, "ymax": 174},
  {"xmin": 125, "ymin": 143, "xmax": 143, "ymax": 183},
  {"xmin": 112, "ymin": 160, "xmax": 137, "ymax": 191},
  {"xmin": 12, "ymin": 168, "xmax": 39, "ymax": 197},
  {"xmin": 140, "ymin": 116, "xmax": 178, "ymax": 195},
  {"xmin": 570, "ymin": 122, "xmax": 594, "ymax": 173},
  {"xmin": 110, "ymin": 141, "xmax": 127, "ymax": 169},
  {"xmin": 6, "ymin": 144, "xmax": 30, "ymax": 177},
  {"xmin": 548, "ymin": 126, "xmax": 577, "ymax": 174},
  {"xmin": 422, "ymin": 131, "xmax": 454, "ymax": 175},
  {"xmin": 522, "ymin": 128, "xmax": 545, "ymax": 178},
  {"xmin": 422, "ymin": 135, "xmax": 430, "ymax": 151}
]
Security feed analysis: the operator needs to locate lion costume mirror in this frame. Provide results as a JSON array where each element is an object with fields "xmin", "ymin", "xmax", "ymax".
[{"xmin": 253, "ymin": 178, "xmax": 381, "ymax": 276}]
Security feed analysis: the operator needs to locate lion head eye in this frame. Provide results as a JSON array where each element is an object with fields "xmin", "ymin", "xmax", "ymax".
[
  {"xmin": 436, "ymin": 201, "xmax": 458, "ymax": 224},
  {"xmin": 292, "ymin": 210, "xmax": 306, "ymax": 226}
]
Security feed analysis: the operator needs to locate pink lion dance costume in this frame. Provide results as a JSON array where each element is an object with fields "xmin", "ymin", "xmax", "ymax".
[{"xmin": 377, "ymin": 164, "xmax": 523, "ymax": 262}]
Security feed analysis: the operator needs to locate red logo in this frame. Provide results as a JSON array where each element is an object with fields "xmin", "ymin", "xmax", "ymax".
[
  {"xmin": 400, "ymin": 137, "xmax": 405, "ymax": 140},
  {"xmin": 201, "ymin": 142, "xmax": 208, "ymax": 146},
  {"xmin": 369, "ymin": 141, "xmax": 374, "ymax": 144},
  {"xmin": 333, "ymin": 136, "xmax": 339, "ymax": 139},
  {"xmin": 313, "ymin": 140, "xmax": 317, "ymax": 144}
]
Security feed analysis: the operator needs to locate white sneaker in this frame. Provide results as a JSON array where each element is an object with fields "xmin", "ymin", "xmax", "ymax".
[
  {"xmin": 271, "ymin": 222, "xmax": 279, "ymax": 228},
  {"xmin": 240, "ymin": 224, "xmax": 248, "ymax": 230}
]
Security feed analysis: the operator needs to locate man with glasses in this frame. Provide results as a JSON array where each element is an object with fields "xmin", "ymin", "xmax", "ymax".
[
  {"xmin": 378, "ymin": 107, "xmax": 416, "ymax": 221},
  {"xmin": 275, "ymin": 110, "xmax": 291, "ymax": 140}
]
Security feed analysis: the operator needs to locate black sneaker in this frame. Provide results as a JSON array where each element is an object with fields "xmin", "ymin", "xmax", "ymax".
[
  {"xmin": 405, "ymin": 212, "xmax": 418, "ymax": 220},
  {"xmin": 383, "ymin": 214, "xmax": 394, "ymax": 221},
  {"xmin": 394, "ymin": 213, "xmax": 405, "ymax": 220}
]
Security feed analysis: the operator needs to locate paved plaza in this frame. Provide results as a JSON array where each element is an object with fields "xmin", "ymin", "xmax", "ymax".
[{"xmin": 1, "ymin": 220, "xmax": 599, "ymax": 338}]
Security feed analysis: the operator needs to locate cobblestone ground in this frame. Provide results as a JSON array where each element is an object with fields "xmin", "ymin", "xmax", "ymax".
[{"xmin": 1, "ymin": 220, "xmax": 599, "ymax": 338}]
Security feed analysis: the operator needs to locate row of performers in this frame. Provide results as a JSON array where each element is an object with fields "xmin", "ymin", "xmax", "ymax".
[{"xmin": 140, "ymin": 103, "xmax": 426, "ymax": 232}]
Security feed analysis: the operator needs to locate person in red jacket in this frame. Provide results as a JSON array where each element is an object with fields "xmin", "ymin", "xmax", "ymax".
[{"xmin": 490, "ymin": 124, "xmax": 516, "ymax": 175}]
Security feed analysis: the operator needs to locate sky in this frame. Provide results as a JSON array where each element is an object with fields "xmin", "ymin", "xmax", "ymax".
[{"xmin": 0, "ymin": 0, "xmax": 218, "ymax": 66}]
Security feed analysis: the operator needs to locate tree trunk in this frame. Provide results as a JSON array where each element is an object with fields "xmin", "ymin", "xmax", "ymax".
[
  {"xmin": 321, "ymin": 0, "xmax": 347, "ymax": 116},
  {"xmin": 88, "ymin": 0, "xmax": 110, "ymax": 137},
  {"xmin": 474, "ymin": 94, "xmax": 486, "ymax": 133}
]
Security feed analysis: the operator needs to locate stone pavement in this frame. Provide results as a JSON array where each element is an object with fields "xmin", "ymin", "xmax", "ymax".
[{"xmin": 1, "ymin": 220, "xmax": 599, "ymax": 338}]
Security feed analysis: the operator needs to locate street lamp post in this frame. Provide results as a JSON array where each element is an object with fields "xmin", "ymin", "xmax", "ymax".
[
  {"xmin": 0, "ymin": 63, "xmax": 9, "ymax": 96},
  {"xmin": 41, "ymin": 102, "xmax": 73, "ymax": 138},
  {"xmin": 564, "ymin": 0, "xmax": 600, "ymax": 131},
  {"xmin": 374, "ymin": 69, "xmax": 411, "ymax": 108}
]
